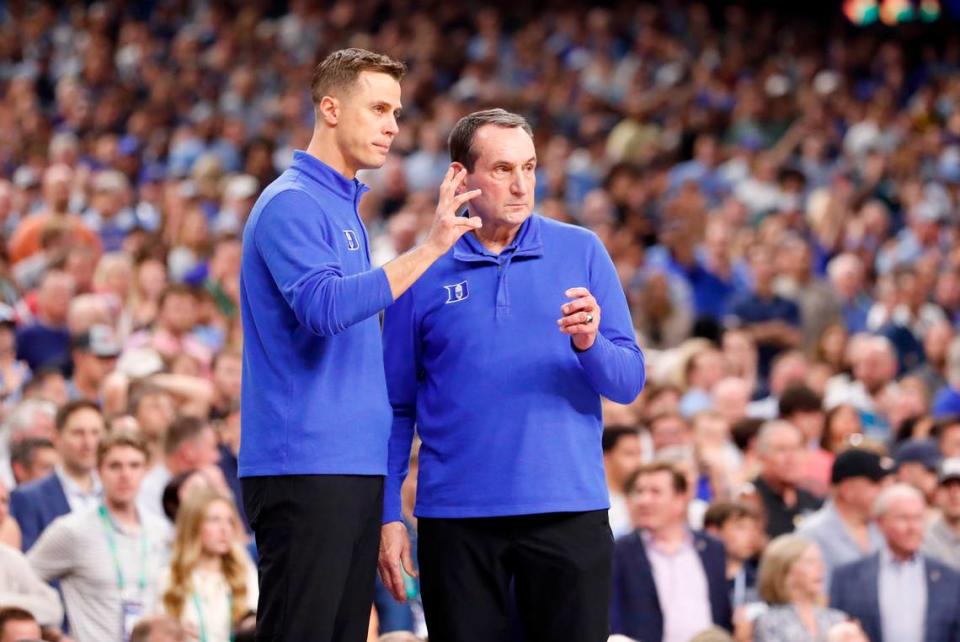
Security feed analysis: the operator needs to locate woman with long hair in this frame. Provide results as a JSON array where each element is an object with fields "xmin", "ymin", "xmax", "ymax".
[
  {"xmin": 158, "ymin": 489, "xmax": 257, "ymax": 642},
  {"xmin": 752, "ymin": 535, "xmax": 848, "ymax": 642}
]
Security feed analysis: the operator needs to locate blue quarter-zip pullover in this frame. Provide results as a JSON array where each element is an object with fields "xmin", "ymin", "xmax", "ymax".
[
  {"xmin": 239, "ymin": 151, "xmax": 394, "ymax": 477},
  {"xmin": 382, "ymin": 215, "xmax": 645, "ymax": 521}
]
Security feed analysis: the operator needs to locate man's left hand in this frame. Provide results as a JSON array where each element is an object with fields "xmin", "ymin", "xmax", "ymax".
[{"xmin": 558, "ymin": 287, "xmax": 600, "ymax": 351}]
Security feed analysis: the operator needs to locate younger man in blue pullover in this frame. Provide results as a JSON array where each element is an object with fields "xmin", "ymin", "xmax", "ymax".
[
  {"xmin": 239, "ymin": 49, "xmax": 482, "ymax": 641},
  {"xmin": 379, "ymin": 109, "xmax": 646, "ymax": 641}
]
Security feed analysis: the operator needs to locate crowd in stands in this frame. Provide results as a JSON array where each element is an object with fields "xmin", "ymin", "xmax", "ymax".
[{"xmin": 3, "ymin": 0, "xmax": 960, "ymax": 640}]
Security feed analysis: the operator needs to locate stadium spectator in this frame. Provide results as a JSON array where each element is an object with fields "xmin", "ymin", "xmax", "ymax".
[
  {"xmin": 28, "ymin": 429, "xmax": 169, "ymax": 642},
  {"xmin": 753, "ymin": 535, "xmax": 847, "ymax": 642},
  {"xmin": 753, "ymin": 421, "xmax": 822, "ymax": 539},
  {"xmin": 831, "ymin": 483, "xmax": 960, "ymax": 642},
  {"xmin": 158, "ymin": 489, "xmax": 257, "ymax": 642},
  {"xmin": 610, "ymin": 462, "xmax": 731, "ymax": 641},
  {"xmin": 922, "ymin": 458, "xmax": 960, "ymax": 570},
  {"xmin": 10, "ymin": 399, "xmax": 104, "ymax": 551},
  {"xmin": 797, "ymin": 449, "xmax": 890, "ymax": 585},
  {"xmin": 8, "ymin": 437, "xmax": 57, "ymax": 485},
  {"xmin": 602, "ymin": 426, "xmax": 644, "ymax": 539},
  {"xmin": 139, "ymin": 415, "xmax": 220, "ymax": 520}
]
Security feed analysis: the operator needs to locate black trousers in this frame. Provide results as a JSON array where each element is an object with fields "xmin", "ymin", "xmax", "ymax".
[
  {"xmin": 241, "ymin": 475, "xmax": 383, "ymax": 642},
  {"xmin": 417, "ymin": 510, "xmax": 613, "ymax": 642}
]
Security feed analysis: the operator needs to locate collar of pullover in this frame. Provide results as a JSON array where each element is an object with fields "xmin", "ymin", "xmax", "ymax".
[
  {"xmin": 291, "ymin": 150, "xmax": 369, "ymax": 201},
  {"xmin": 454, "ymin": 214, "xmax": 544, "ymax": 264}
]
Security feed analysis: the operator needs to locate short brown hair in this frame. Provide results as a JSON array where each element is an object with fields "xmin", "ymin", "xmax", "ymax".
[
  {"xmin": 448, "ymin": 108, "xmax": 534, "ymax": 172},
  {"xmin": 97, "ymin": 428, "xmax": 150, "ymax": 467},
  {"xmin": 0, "ymin": 607, "xmax": 36, "ymax": 637},
  {"xmin": 310, "ymin": 48, "xmax": 406, "ymax": 105},
  {"xmin": 56, "ymin": 399, "xmax": 103, "ymax": 432},
  {"xmin": 703, "ymin": 500, "xmax": 759, "ymax": 530},
  {"xmin": 164, "ymin": 415, "xmax": 211, "ymax": 456},
  {"xmin": 623, "ymin": 461, "xmax": 688, "ymax": 496}
]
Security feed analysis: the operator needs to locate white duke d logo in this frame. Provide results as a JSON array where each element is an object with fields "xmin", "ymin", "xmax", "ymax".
[
  {"xmin": 444, "ymin": 280, "xmax": 469, "ymax": 304},
  {"xmin": 343, "ymin": 229, "xmax": 360, "ymax": 251}
]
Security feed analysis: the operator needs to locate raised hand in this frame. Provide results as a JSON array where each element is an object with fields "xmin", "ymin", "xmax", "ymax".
[{"xmin": 424, "ymin": 166, "xmax": 482, "ymax": 257}]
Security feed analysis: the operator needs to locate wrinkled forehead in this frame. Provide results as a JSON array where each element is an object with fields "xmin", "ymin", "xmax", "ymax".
[{"xmin": 472, "ymin": 125, "xmax": 536, "ymax": 166}]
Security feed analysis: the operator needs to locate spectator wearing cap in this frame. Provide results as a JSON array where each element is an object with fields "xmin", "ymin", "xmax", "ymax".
[
  {"xmin": 0, "ymin": 304, "xmax": 28, "ymax": 406},
  {"xmin": 66, "ymin": 324, "xmax": 122, "ymax": 403},
  {"xmin": 753, "ymin": 421, "xmax": 822, "ymax": 539},
  {"xmin": 831, "ymin": 483, "xmax": 960, "ymax": 642},
  {"xmin": 15, "ymin": 270, "xmax": 74, "ymax": 373},
  {"xmin": 894, "ymin": 439, "xmax": 942, "ymax": 510},
  {"xmin": 797, "ymin": 449, "xmax": 890, "ymax": 588},
  {"xmin": 922, "ymin": 458, "xmax": 960, "ymax": 570},
  {"xmin": 10, "ymin": 400, "xmax": 105, "ymax": 551}
]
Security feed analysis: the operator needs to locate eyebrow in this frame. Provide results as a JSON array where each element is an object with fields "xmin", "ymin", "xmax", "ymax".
[
  {"xmin": 372, "ymin": 100, "xmax": 402, "ymax": 113},
  {"xmin": 493, "ymin": 157, "xmax": 537, "ymax": 166}
]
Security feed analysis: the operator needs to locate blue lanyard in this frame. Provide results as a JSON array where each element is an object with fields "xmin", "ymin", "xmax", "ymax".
[
  {"xmin": 97, "ymin": 505, "xmax": 149, "ymax": 594},
  {"xmin": 192, "ymin": 590, "xmax": 234, "ymax": 642}
]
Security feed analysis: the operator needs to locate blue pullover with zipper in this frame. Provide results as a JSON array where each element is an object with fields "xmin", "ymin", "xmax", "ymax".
[
  {"xmin": 239, "ymin": 151, "xmax": 394, "ymax": 477},
  {"xmin": 382, "ymin": 214, "xmax": 645, "ymax": 522}
]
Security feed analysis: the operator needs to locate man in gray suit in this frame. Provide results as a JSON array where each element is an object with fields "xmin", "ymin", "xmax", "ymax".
[{"xmin": 831, "ymin": 483, "xmax": 960, "ymax": 642}]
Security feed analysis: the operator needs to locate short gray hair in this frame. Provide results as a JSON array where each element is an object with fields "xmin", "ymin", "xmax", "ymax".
[
  {"xmin": 756, "ymin": 420, "xmax": 802, "ymax": 453},
  {"xmin": 872, "ymin": 482, "xmax": 924, "ymax": 519},
  {"xmin": 448, "ymin": 108, "xmax": 533, "ymax": 172}
]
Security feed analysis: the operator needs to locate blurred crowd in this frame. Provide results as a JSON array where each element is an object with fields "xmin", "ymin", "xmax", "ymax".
[{"xmin": 2, "ymin": 0, "xmax": 960, "ymax": 640}]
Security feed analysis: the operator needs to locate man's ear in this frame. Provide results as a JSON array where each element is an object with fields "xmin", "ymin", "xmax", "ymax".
[
  {"xmin": 317, "ymin": 95, "xmax": 340, "ymax": 126},
  {"xmin": 450, "ymin": 162, "xmax": 468, "ymax": 194}
]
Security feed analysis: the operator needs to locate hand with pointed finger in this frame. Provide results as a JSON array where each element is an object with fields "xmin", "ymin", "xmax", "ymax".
[
  {"xmin": 424, "ymin": 166, "xmax": 483, "ymax": 257},
  {"xmin": 558, "ymin": 287, "xmax": 600, "ymax": 351},
  {"xmin": 378, "ymin": 521, "xmax": 417, "ymax": 603}
]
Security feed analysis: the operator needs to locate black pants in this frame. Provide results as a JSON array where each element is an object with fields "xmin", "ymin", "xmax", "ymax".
[
  {"xmin": 417, "ymin": 510, "xmax": 613, "ymax": 642},
  {"xmin": 241, "ymin": 475, "xmax": 383, "ymax": 642}
]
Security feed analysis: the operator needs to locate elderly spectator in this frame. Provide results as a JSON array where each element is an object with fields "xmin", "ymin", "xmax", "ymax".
[
  {"xmin": 753, "ymin": 421, "xmax": 822, "ymax": 539},
  {"xmin": 826, "ymin": 254, "xmax": 872, "ymax": 335},
  {"xmin": 831, "ymin": 483, "xmax": 960, "ymax": 642}
]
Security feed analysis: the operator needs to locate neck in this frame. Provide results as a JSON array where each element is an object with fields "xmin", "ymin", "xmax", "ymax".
[
  {"xmin": 945, "ymin": 515, "xmax": 960, "ymax": 534},
  {"xmin": 62, "ymin": 463, "xmax": 93, "ymax": 490},
  {"xmin": 762, "ymin": 474, "xmax": 791, "ymax": 495},
  {"xmin": 105, "ymin": 498, "xmax": 140, "ymax": 527},
  {"xmin": 650, "ymin": 521, "xmax": 687, "ymax": 547},
  {"xmin": 726, "ymin": 558, "xmax": 744, "ymax": 579},
  {"xmin": 75, "ymin": 372, "xmax": 99, "ymax": 400},
  {"xmin": 833, "ymin": 498, "xmax": 869, "ymax": 527},
  {"xmin": 472, "ymin": 218, "xmax": 522, "ymax": 255},
  {"xmin": 305, "ymin": 129, "xmax": 356, "ymax": 179},
  {"xmin": 888, "ymin": 545, "xmax": 916, "ymax": 562},
  {"xmin": 196, "ymin": 553, "xmax": 223, "ymax": 573}
]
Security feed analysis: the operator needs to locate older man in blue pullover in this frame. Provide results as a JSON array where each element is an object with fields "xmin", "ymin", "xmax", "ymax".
[
  {"xmin": 379, "ymin": 109, "xmax": 646, "ymax": 642},
  {"xmin": 239, "ymin": 49, "xmax": 482, "ymax": 642}
]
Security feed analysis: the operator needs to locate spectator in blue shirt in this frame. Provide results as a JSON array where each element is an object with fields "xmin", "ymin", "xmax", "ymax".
[{"xmin": 727, "ymin": 245, "xmax": 801, "ymax": 387}]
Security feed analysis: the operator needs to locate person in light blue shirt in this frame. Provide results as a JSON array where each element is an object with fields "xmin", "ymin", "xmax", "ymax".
[
  {"xmin": 378, "ymin": 109, "xmax": 645, "ymax": 642},
  {"xmin": 239, "ymin": 48, "xmax": 482, "ymax": 641}
]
